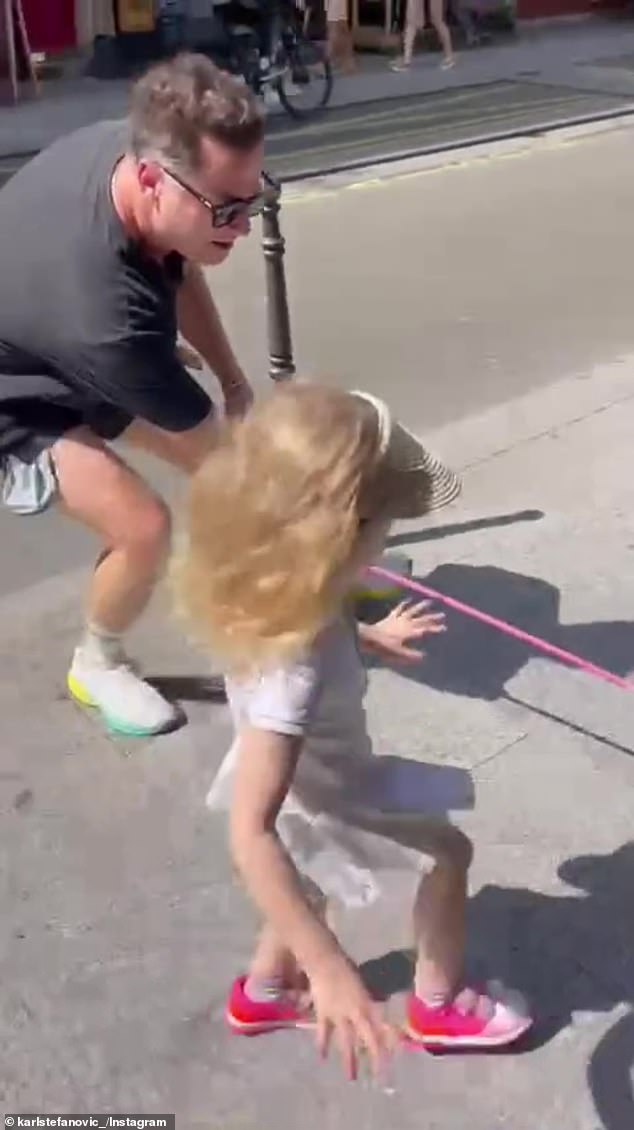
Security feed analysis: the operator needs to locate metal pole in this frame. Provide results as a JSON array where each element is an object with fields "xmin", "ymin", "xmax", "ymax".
[{"xmin": 261, "ymin": 174, "xmax": 295, "ymax": 381}]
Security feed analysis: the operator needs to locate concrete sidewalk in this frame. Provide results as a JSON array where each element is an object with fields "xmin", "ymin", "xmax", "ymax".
[
  {"xmin": 2, "ymin": 355, "xmax": 634, "ymax": 1127},
  {"xmin": 4, "ymin": 17, "xmax": 634, "ymax": 158}
]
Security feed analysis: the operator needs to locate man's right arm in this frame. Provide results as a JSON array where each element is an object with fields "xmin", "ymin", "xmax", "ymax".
[{"xmin": 86, "ymin": 336, "xmax": 217, "ymax": 472}]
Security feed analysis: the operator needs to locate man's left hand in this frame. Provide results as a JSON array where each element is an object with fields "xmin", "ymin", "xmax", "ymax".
[{"xmin": 223, "ymin": 377, "xmax": 255, "ymax": 418}]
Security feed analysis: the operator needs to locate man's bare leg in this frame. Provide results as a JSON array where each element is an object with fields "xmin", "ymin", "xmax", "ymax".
[
  {"xmin": 54, "ymin": 415, "xmax": 219, "ymax": 733},
  {"xmin": 53, "ymin": 427, "xmax": 176, "ymax": 734}
]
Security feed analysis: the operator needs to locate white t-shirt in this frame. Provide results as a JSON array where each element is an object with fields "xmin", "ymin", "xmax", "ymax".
[
  {"xmin": 210, "ymin": 615, "xmax": 373, "ymax": 818},
  {"xmin": 206, "ymin": 615, "xmax": 470, "ymax": 906}
]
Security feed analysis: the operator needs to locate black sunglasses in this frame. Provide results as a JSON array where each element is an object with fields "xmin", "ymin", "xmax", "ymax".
[{"xmin": 163, "ymin": 167, "xmax": 278, "ymax": 228}]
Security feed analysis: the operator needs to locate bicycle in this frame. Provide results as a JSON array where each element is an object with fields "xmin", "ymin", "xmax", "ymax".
[{"xmin": 219, "ymin": 0, "xmax": 334, "ymax": 120}]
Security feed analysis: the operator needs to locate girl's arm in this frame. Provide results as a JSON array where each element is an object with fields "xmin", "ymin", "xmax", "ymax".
[
  {"xmin": 230, "ymin": 726, "xmax": 342, "ymax": 973},
  {"xmin": 230, "ymin": 725, "xmax": 394, "ymax": 1078}
]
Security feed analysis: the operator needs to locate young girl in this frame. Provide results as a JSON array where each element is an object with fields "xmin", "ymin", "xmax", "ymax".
[{"xmin": 176, "ymin": 383, "xmax": 531, "ymax": 1078}]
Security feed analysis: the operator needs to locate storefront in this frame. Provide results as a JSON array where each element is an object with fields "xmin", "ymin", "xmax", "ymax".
[
  {"xmin": 351, "ymin": 0, "xmax": 517, "ymax": 49},
  {"xmin": 351, "ymin": 0, "xmax": 627, "ymax": 48},
  {"xmin": 75, "ymin": 2, "xmax": 116, "ymax": 47},
  {"xmin": 19, "ymin": 0, "xmax": 631, "ymax": 58},
  {"xmin": 21, "ymin": 2, "xmax": 153, "ymax": 55},
  {"xmin": 351, "ymin": 0, "xmax": 398, "ymax": 50},
  {"xmin": 22, "ymin": 0, "xmax": 77, "ymax": 53}
]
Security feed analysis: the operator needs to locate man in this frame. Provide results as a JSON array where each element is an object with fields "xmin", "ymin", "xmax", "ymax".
[{"xmin": 0, "ymin": 54, "xmax": 265, "ymax": 736}]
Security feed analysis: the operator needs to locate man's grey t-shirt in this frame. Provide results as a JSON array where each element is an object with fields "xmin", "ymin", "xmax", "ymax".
[{"xmin": 0, "ymin": 120, "xmax": 211, "ymax": 459}]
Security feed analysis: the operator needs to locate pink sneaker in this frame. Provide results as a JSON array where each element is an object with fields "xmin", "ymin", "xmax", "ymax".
[
  {"xmin": 226, "ymin": 976, "xmax": 314, "ymax": 1036},
  {"xmin": 405, "ymin": 982, "xmax": 533, "ymax": 1050}
]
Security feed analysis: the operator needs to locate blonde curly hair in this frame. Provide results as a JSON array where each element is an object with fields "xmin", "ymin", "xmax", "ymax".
[{"xmin": 173, "ymin": 382, "xmax": 384, "ymax": 671}]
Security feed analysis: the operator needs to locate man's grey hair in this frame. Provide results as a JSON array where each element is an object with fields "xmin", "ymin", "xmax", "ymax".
[{"xmin": 129, "ymin": 53, "xmax": 264, "ymax": 174}]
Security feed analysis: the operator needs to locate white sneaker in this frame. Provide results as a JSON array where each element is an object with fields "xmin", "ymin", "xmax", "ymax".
[{"xmin": 67, "ymin": 646, "xmax": 181, "ymax": 736}]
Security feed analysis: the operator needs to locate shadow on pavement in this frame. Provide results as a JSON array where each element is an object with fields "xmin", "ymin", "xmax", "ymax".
[
  {"xmin": 360, "ymin": 844, "xmax": 634, "ymax": 1098},
  {"xmin": 588, "ymin": 1008, "xmax": 634, "ymax": 1130},
  {"xmin": 360, "ymin": 947, "xmax": 415, "ymax": 1001},
  {"xmin": 466, "ymin": 844, "xmax": 634, "ymax": 1043},
  {"xmin": 149, "ymin": 674, "xmax": 227, "ymax": 703},
  {"xmin": 387, "ymin": 508, "xmax": 544, "ymax": 549},
  {"xmin": 368, "ymin": 562, "xmax": 634, "ymax": 757},
  {"xmin": 361, "ymin": 560, "xmax": 634, "ymax": 1117}
]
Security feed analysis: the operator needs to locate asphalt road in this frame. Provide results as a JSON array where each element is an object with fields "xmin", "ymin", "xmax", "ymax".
[
  {"xmin": 3, "ymin": 120, "xmax": 634, "ymax": 598},
  {"xmin": 264, "ymin": 80, "xmax": 630, "ymax": 179}
]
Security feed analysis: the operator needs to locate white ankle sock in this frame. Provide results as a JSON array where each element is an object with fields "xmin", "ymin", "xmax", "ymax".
[
  {"xmin": 415, "ymin": 985, "xmax": 451, "ymax": 1009},
  {"xmin": 244, "ymin": 975, "xmax": 287, "ymax": 1003},
  {"xmin": 78, "ymin": 623, "xmax": 124, "ymax": 667}
]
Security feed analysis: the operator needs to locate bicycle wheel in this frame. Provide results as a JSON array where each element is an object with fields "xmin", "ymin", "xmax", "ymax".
[{"xmin": 275, "ymin": 37, "xmax": 333, "ymax": 120}]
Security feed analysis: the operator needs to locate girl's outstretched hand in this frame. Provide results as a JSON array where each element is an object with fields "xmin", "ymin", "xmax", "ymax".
[
  {"xmin": 310, "ymin": 953, "xmax": 398, "ymax": 1080},
  {"xmin": 360, "ymin": 600, "xmax": 446, "ymax": 664}
]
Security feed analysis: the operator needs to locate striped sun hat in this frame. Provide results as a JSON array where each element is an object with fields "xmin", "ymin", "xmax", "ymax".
[{"xmin": 352, "ymin": 390, "xmax": 462, "ymax": 519}]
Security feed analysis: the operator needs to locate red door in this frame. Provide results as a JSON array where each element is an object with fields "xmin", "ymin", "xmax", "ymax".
[{"xmin": 22, "ymin": 0, "xmax": 77, "ymax": 54}]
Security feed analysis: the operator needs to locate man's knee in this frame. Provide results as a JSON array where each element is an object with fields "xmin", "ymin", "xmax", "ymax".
[
  {"xmin": 52, "ymin": 428, "xmax": 172, "ymax": 562},
  {"xmin": 126, "ymin": 494, "xmax": 172, "ymax": 561}
]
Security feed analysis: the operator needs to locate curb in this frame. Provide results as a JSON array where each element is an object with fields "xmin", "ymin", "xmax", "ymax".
[{"xmin": 279, "ymin": 101, "xmax": 634, "ymax": 183}]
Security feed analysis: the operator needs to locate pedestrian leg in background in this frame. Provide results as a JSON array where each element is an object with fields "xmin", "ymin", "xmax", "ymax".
[
  {"xmin": 392, "ymin": 0, "xmax": 455, "ymax": 70},
  {"xmin": 326, "ymin": 0, "xmax": 356, "ymax": 74},
  {"xmin": 429, "ymin": 0, "xmax": 455, "ymax": 67}
]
